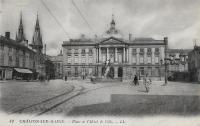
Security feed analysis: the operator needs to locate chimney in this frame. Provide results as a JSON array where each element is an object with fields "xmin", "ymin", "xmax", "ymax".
[
  {"xmin": 5, "ymin": 32, "xmax": 10, "ymax": 39},
  {"xmin": 129, "ymin": 33, "xmax": 132, "ymax": 41}
]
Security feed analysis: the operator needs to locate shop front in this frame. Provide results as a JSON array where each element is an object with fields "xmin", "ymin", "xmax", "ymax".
[{"xmin": 13, "ymin": 68, "xmax": 33, "ymax": 80}]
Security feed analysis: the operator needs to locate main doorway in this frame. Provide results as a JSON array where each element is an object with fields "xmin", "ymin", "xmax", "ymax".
[
  {"xmin": 108, "ymin": 67, "xmax": 114, "ymax": 79},
  {"xmin": 118, "ymin": 67, "xmax": 123, "ymax": 77}
]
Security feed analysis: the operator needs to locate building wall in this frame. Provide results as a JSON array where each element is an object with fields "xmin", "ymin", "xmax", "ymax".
[
  {"xmin": 0, "ymin": 35, "xmax": 39, "ymax": 80},
  {"xmin": 188, "ymin": 46, "xmax": 200, "ymax": 82},
  {"xmin": 50, "ymin": 55, "xmax": 63, "ymax": 78},
  {"xmin": 166, "ymin": 49, "xmax": 190, "ymax": 72}
]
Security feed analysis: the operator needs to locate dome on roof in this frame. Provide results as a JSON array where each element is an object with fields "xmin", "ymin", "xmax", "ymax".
[{"xmin": 102, "ymin": 15, "xmax": 123, "ymax": 39}]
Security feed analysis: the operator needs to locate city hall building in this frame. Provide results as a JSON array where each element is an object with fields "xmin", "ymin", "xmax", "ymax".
[{"xmin": 62, "ymin": 17, "xmax": 168, "ymax": 81}]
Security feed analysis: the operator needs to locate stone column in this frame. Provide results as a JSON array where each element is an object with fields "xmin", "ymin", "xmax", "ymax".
[
  {"xmin": 99, "ymin": 47, "xmax": 101, "ymax": 62},
  {"xmin": 96, "ymin": 48, "xmax": 98, "ymax": 63},
  {"xmin": 86, "ymin": 48, "xmax": 89, "ymax": 64},
  {"xmin": 71, "ymin": 49, "xmax": 74, "ymax": 64},
  {"xmin": 115, "ymin": 48, "xmax": 117, "ymax": 62},
  {"xmin": 144, "ymin": 48, "xmax": 147, "ymax": 64},
  {"xmin": 114, "ymin": 67, "xmax": 118, "ymax": 78},
  {"xmin": 136, "ymin": 48, "xmax": 140, "ymax": 65},
  {"xmin": 107, "ymin": 48, "xmax": 109, "ymax": 60},
  {"xmin": 126, "ymin": 48, "xmax": 129, "ymax": 63},
  {"xmin": 129, "ymin": 48, "xmax": 132, "ymax": 64},
  {"xmin": 152, "ymin": 48, "xmax": 155, "ymax": 65},
  {"xmin": 93, "ymin": 48, "xmax": 96, "ymax": 64},
  {"xmin": 78, "ymin": 49, "xmax": 81, "ymax": 64},
  {"xmin": 123, "ymin": 47, "xmax": 125, "ymax": 63}
]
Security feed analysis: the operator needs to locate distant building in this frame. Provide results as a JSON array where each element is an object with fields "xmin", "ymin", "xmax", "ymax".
[
  {"xmin": 45, "ymin": 57, "xmax": 55, "ymax": 79},
  {"xmin": 188, "ymin": 45, "xmax": 200, "ymax": 82},
  {"xmin": 165, "ymin": 49, "xmax": 191, "ymax": 81},
  {"xmin": 62, "ymin": 16, "xmax": 168, "ymax": 81},
  {"xmin": 50, "ymin": 50, "xmax": 63, "ymax": 79}
]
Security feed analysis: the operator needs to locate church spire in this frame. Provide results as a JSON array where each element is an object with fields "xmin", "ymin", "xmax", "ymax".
[
  {"xmin": 30, "ymin": 12, "xmax": 43, "ymax": 53},
  {"xmin": 16, "ymin": 11, "xmax": 26, "ymax": 42},
  {"xmin": 35, "ymin": 12, "xmax": 40, "ymax": 30}
]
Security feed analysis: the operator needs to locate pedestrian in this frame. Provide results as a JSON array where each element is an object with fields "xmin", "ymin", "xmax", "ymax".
[
  {"xmin": 143, "ymin": 74, "xmax": 151, "ymax": 92},
  {"xmin": 134, "ymin": 75, "xmax": 139, "ymax": 86},
  {"xmin": 65, "ymin": 75, "xmax": 67, "ymax": 81}
]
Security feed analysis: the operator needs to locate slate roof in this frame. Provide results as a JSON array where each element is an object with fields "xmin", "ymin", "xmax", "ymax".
[{"xmin": 0, "ymin": 35, "xmax": 35, "ymax": 53}]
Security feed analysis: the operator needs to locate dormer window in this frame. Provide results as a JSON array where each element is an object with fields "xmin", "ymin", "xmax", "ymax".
[
  {"xmin": 81, "ymin": 49, "xmax": 86, "ymax": 56},
  {"xmin": 89, "ymin": 49, "xmax": 93, "ymax": 56}
]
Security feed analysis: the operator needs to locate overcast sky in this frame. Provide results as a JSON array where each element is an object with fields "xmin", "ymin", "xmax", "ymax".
[{"xmin": 1, "ymin": 0, "xmax": 200, "ymax": 56}]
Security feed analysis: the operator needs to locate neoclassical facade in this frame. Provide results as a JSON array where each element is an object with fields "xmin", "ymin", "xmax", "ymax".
[{"xmin": 62, "ymin": 17, "xmax": 168, "ymax": 81}]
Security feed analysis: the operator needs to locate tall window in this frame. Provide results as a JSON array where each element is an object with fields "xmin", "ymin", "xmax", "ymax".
[
  {"xmin": 140, "ymin": 55, "xmax": 144, "ymax": 64},
  {"xmin": 74, "ymin": 54, "xmax": 79, "ymax": 64},
  {"xmin": 155, "ymin": 48, "xmax": 159, "ymax": 53},
  {"xmin": 82, "ymin": 56, "xmax": 86, "ymax": 64},
  {"xmin": 89, "ymin": 56, "xmax": 93, "ymax": 63},
  {"xmin": 148, "ymin": 67, "xmax": 152, "ymax": 76},
  {"xmin": 132, "ymin": 48, "xmax": 137, "ymax": 55},
  {"xmin": 74, "ymin": 49, "xmax": 79, "ymax": 54},
  {"xmin": 132, "ymin": 55, "xmax": 136, "ymax": 63},
  {"xmin": 67, "ymin": 67, "xmax": 71, "ymax": 76},
  {"xmin": 147, "ymin": 55, "xmax": 151, "ymax": 64},
  {"xmin": 67, "ymin": 55, "xmax": 71, "ymax": 64},
  {"xmin": 147, "ymin": 48, "xmax": 151, "ymax": 53},
  {"xmin": 81, "ymin": 49, "xmax": 86, "ymax": 56},
  {"xmin": 75, "ymin": 67, "xmax": 78, "ymax": 77},
  {"xmin": 155, "ymin": 56, "xmax": 159, "ymax": 64},
  {"xmin": 140, "ymin": 67, "xmax": 144, "ymax": 76},
  {"xmin": 8, "ymin": 56, "xmax": 12, "ymax": 66},
  {"xmin": 89, "ymin": 49, "xmax": 93, "ymax": 56}
]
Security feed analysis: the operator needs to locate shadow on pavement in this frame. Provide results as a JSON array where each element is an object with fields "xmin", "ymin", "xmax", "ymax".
[{"xmin": 68, "ymin": 94, "xmax": 200, "ymax": 116}]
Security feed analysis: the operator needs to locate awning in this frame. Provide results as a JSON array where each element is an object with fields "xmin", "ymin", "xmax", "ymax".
[{"xmin": 14, "ymin": 68, "xmax": 33, "ymax": 74}]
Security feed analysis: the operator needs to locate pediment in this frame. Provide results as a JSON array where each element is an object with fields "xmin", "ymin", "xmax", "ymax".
[{"xmin": 99, "ymin": 37, "xmax": 126, "ymax": 45}]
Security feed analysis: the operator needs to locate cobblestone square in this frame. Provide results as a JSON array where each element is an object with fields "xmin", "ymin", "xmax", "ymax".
[{"xmin": 0, "ymin": 80, "xmax": 200, "ymax": 116}]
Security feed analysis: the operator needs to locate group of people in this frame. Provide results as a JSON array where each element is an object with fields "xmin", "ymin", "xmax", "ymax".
[{"xmin": 132, "ymin": 74, "xmax": 152, "ymax": 93}]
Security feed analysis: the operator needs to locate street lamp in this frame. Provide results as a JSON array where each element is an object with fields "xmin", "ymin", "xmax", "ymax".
[
  {"xmin": 163, "ymin": 58, "xmax": 169, "ymax": 86},
  {"xmin": 160, "ymin": 59, "xmax": 163, "ymax": 81}
]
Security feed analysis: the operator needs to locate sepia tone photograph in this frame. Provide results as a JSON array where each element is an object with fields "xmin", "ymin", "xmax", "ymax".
[{"xmin": 0, "ymin": 0, "xmax": 200, "ymax": 126}]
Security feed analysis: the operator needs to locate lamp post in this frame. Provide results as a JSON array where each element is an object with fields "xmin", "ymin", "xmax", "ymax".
[
  {"xmin": 160, "ymin": 59, "xmax": 163, "ymax": 81},
  {"xmin": 163, "ymin": 58, "xmax": 168, "ymax": 85}
]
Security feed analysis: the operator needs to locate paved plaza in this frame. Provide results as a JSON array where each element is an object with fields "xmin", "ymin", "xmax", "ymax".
[{"xmin": 0, "ymin": 79, "xmax": 200, "ymax": 116}]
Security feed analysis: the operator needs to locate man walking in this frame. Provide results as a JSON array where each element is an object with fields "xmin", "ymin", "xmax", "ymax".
[
  {"xmin": 133, "ymin": 75, "xmax": 139, "ymax": 86},
  {"xmin": 144, "ymin": 74, "xmax": 151, "ymax": 92}
]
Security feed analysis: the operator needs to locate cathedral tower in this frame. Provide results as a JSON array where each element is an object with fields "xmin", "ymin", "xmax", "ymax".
[
  {"xmin": 30, "ymin": 13, "xmax": 43, "ymax": 53},
  {"xmin": 16, "ymin": 12, "xmax": 26, "ymax": 42}
]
